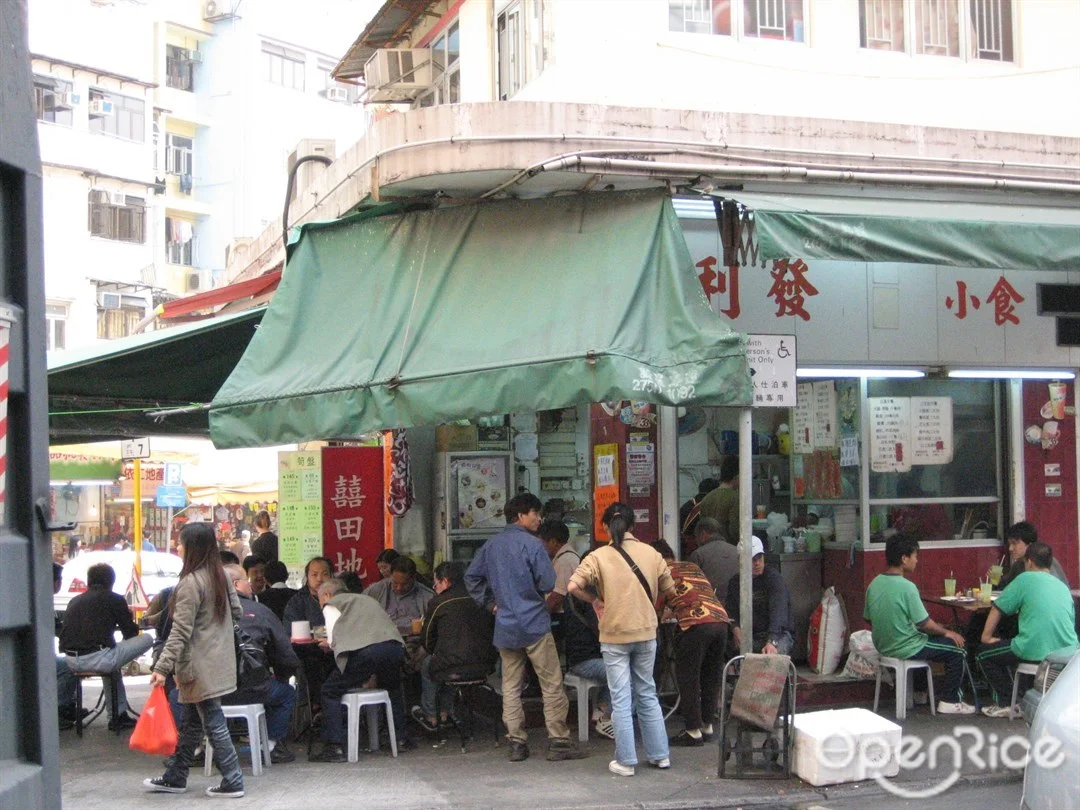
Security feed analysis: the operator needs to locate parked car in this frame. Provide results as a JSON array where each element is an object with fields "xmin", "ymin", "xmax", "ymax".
[
  {"xmin": 1021, "ymin": 647, "xmax": 1080, "ymax": 810},
  {"xmin": 1020, "ymin": 643, "xmax": 1080, "ymax": 725},
  {"xmin": 54, "ymin": 550, "xmax": 183, "ymax": 615}
]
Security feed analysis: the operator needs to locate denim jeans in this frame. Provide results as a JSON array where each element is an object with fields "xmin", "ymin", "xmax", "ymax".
[
  {"xmin": 170, "ymin": 679, "xmax": 297, "ymax": 743},
  {"xmin": 320, "ymin": 641, "xmax": 406, "ymax": 745},
  {"xmin": 568, "ymin": 658, "xmax": 610, "ymax": 711},
  {"xmin": 601, "ymin": 639, "xmax": 669, "ymax": 767},
  {"xmin": 164, "ymin": 698, "xmax": 243, "ymax": 791},
  {"xmin": 63, "ymin": 633, "xmax": 153, "ymax": 717},
  {"xmin": 420, "ymin": 656, "xmax": 455, "ymax": 721}
]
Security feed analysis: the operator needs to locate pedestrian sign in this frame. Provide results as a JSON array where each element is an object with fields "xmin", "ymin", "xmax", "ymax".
[{"xmin": 125, "ymin": 565, "xmax": 149, "ymax": 611}]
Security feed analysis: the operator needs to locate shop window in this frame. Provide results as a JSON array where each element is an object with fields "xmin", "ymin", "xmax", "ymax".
[
  {"xmin": 46, "ymin": 303, "xmax": 68, "ymax": 351},
  {"xmin": 868, "ymin": 378, "xmax": 1002, "ymax": 543},
  {"xmin": 166, "ymin": 44, "xmax": 196, "ymax": 91},
  {"xmin": 88, "ymin": 192, "xmax": 146, "ymax": 243},
  {"xmin": 263, "ymin": 41, "xmax": 306, "ymax": 90},
  {"xmin": 165, "ymin": 216, "xmax": 195, "ymax": 266},
  {"xmin": 88, "ymin": 89, "xmax": 146, "ymax": 142},
  {"xmin": 496, "ymin": 2, "xmax": 553, "ymax": 100},
  {"xmin": 33, "ymin": 74, "xmax": 74, "ymax": 126}
]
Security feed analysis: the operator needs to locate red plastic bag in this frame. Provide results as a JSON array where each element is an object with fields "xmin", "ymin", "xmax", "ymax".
[{"xmin": 128, "ymin": 685, "xmax": 178, "ymax": 756}]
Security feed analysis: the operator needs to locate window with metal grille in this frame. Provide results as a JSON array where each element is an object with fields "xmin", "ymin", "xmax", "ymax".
[
  {"xmin": 88, "ymin": 193, "xmax": 146, "ymax": 243},
  {"xmin": 859, "ymin": 0, "xmax": 905, "ymax": 51},
  {"xmin": 166, "ymin": 44, "xmax": 195, "ymax": 91},
  {"xmin": 915, "ymin": 0, "xmax": 960, "ymax": 56},
  {"xmin": 667, "ymin": 0, "xmax": 802, "ymax": 41},
  {"xmin": 858, "ymin": 0, "xmax": 1012, "ymax": 61},
  {"xmin": 165, "ymin": 216, "xmax": 195, "ymax": 266},
  {"xmin": 969, "ymin": 0, "xmax": 1012, "ymax": 61},
  {"xmin": 744, "ymin": 0, "xmax": 804, "ymax": 41}
]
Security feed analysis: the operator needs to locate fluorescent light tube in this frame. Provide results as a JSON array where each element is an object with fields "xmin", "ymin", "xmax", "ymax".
[
  {"xmin": 796, "ymin": 368, "xmax": 925, "ymax": 378},
  {"xmin": 948, "ymin": 369, "xmax": 1076, "ymax": 380}
]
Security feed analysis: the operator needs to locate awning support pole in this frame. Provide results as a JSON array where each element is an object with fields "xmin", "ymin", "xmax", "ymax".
[
  {"xmin": 739, "ymin": 407, "xmax": 753, "ymax": 655},
  {"xmin": 658, "ymin": 405, "xmax": 679, "ymax": 557}
]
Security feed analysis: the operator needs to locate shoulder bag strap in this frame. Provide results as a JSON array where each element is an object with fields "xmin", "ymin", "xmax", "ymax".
[{"xmin": 610, "ymin": 544, "xmax": 653, "ymax": 603}]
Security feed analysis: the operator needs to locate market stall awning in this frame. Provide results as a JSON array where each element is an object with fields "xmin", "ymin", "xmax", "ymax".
[
  {"xmin": 160, "ymin": 270, "xmax": 281, "ymax": 320},
  {"xmin": 210, "ymin": 189, "xmax": 751, "ymax": 449},
  {"xmin": 717, "ymin": 192, "xmax": 1080, "ymax": 271},
  {"xmin": 49, "ymin": 308, "xmax": 264, "ymax": 444}
]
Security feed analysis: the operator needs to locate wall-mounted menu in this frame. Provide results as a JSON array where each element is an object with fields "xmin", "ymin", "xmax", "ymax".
[
  {"xmin": 910, "ymin": 397, "xmax": 953, "ymax": 465},
  {"xmin": 869, "ymin": 397, "xmax": 911, "ymax": 473},
  {"xmin": 793, "ymin": 382, "xmax": 815, "ymax": 454},
  {"xmin": 278, "ymin": 450, "xmax": 323, "ymax": 584},
  {"xmin": 812, "ymin": 381, "xmax": 837, "ymax": 449}
]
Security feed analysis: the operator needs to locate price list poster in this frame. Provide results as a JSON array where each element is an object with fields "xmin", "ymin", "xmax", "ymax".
[{"xmin": 278, "ymin": 450, "xmax": 324, "ymax": 584}]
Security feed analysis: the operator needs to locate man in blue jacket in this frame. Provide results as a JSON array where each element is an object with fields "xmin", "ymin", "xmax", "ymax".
[{"xmin": 465, "ymin": 493, "xmax": 586, "ymax": 763}]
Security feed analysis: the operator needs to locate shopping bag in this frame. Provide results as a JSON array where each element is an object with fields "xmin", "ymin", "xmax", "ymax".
[
  {"xmin": 807, "ymin": 587, "xmax": 848, "ymax": 675},
  {"xmin": 128, "ymin": 685, "xmax": 178, "ymax": 756}
]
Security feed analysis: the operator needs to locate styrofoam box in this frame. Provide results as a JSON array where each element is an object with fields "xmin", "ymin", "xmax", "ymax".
[{"xmin": 791, "ymin": 708, "xmax": 902, "ymax": 786}]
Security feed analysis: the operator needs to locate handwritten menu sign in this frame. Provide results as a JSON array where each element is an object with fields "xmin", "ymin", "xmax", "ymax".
[
  {"xmin": 278, "ymin": 450, "xmax": 323, "ymax": 585},
  {"xmin": 910, "ymin": 397, "xmax": 954, "ymax": 465},
  {"xmin": 793, "ymin": 383, "xmax": 815, "ymax": 454},
  {"xmin": 812, "ymin": 381, "xmax": 837, "ymax": 449},
  {"xmin": 869, "ymin": 397, "xmax": 912, "ymax": 473}
]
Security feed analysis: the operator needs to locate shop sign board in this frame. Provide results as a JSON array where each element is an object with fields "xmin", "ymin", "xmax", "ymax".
[
  {"xmin": 321, "ymin": 446, "xmax": 383, "ymax": 583},
  {"xmin": 120, "ymin": 438, "xmax": 150, "ymax": 460},
  {"xmin": 746, "ymin": 334, "xmax": 796, "ymax": 408},
  {"xmin": 155, "ymin": 485, "xmax": 187, "ymax": 508},
  {"xmin": 278, "ymin": 450, "xmax": 323, "ymax": 584}
]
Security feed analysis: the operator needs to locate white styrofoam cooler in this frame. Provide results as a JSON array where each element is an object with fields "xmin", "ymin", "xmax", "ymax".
[{"xmin": 792, "ymin": 708, "xmax": 902, "ymax": 786}]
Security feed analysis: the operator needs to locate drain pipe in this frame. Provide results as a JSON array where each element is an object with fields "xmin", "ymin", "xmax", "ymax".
[{"xmin": 282, "ymin": 155, "xmax": 334, "ymax": 252}]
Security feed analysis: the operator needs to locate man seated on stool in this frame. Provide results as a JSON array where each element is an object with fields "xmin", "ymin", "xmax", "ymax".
[
  {"xmin": 309, "ymin": 578, "xmax": 408, "ymax": 763},
  {"xmin": 411, "ymin": 561, "xmax": 496, "ymax": 732},
  {"xmin": 725, "ymin": 537, "xmax": 794, "ymax": 656},
  {"xmin": 864, "ymin": 533, "xmax": 976, "ymax": 715},
  {"xmin": 562, "ymin": 588, "xmax": 615, "ymax": 739},
  {"xmin": 257, "ymin": 560, "xmax": 295, "ymax": 622},
  {"xmin": 59, "ymin": 562, "xmax": 153, "ymax": 730},
  {"xmin": 365, "ymin": 556, "xmax": 434, "ymax": 636},
  {"xmin": 978, "ymin": 542, "xmax": 1078, "ymax": 718}
]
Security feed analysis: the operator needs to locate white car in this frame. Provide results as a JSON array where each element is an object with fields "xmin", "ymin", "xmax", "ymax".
[
  {"xmin": 54, "ymin": 550, "xmax": 183, "ymax": 615},
  {"xmin": 1021, "ymin": 649, "xmax": 1080, "ymax": 810}
]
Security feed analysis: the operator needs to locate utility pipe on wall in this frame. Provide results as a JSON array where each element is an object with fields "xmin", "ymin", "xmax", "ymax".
[{"xmin": 738, "ymin": 407, "xmax": 753, "ymax": 655}]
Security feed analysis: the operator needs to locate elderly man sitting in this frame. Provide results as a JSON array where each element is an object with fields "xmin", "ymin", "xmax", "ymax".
[{"xmin": 310, "ymin": 579, "xmax": 408, "ymax": 763}]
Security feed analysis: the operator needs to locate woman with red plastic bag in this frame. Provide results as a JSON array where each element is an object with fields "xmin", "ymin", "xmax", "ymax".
[{"xmin": 143, "ymin": 523, "xmax": 244, "ymax": 798}]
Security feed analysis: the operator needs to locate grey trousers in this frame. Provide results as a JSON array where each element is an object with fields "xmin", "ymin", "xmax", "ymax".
[{"xmin": 63, "ymin": 634, "xmax": 153, "ymax": 716}]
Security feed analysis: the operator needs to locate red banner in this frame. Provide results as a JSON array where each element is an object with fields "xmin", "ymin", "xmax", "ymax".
[{"xmin": 321, "ymin": 447, "xmax": 384, "ymax": 583}]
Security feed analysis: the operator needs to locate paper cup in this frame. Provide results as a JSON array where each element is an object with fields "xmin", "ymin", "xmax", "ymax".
[
  {"xmin": 291, "ymin": 620, "xmax": 312, "ymax": 641},
  {"xmin": 1049, "ymin": 382, "xmax": 1067, "ymax": 420}
]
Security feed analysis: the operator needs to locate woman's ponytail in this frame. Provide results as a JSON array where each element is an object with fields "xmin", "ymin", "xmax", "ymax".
[{"xmin": 602, "ymin": 502, "xmax": 635, "ymax": 548}]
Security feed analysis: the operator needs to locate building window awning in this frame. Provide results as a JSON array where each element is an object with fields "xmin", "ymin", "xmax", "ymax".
[
  {"xmin": 160, "ymin": 270, "xmax": 282, "ymax": 320},
  {"xmin": 712, "ymin": 191, "xmax": 1080, "ymax": 271},
  {"xmin": 48, "ymin": 308, "xmax": 264, "ymax": 444},
  {"xmin": 209, "ymin": 189, "xmax": 751, "ymax": 449}
]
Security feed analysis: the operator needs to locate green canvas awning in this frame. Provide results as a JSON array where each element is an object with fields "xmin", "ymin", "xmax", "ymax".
[
  {"xmin": 49, "ymin": 308, "xmax": 264, "ymax": 443},
  {"xmin": 719, "ymin": 192, "xmax": 1080, "ymax": 270},
  {"xmin": 210, "ymin": 189, "xmax": 750, "ymax": 449}
]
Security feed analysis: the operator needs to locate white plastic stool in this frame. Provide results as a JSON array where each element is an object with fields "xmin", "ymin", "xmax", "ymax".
[
  {"xmin": 1010, "ymin": 662, "xmax": 1040, "ymax": 707},
  {"xmin": 873, "ymin": 657, "xmax": 936, "ymax": 721},
  {"xmin": 562, "ymin": 672, "xmax": 602, "ymax": 743},
  {"xmin": 343, "ymin": 689, "xmax": 397, "ymax": 762},
  {"xmin": 204, "ymin": 703, "xmax": 270, "ymax": 776}
]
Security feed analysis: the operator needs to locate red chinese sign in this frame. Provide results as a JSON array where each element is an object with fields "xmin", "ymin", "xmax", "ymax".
[
  {"xmin": 321, "ymin": 446, "xmax": 384, "ymax": 583},
  {"xmin": 945, "ymin": 275, "xmax": 1024, "ymax": 325},
  {"xmin": 696, "ymin": 256, "xmax": 741, "ymax": 318},
  {"xmin": 767, "ymin": 258, "xmax": 818, "ymax": 321}
]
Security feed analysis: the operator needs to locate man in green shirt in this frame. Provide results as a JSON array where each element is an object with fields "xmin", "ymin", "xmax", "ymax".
[
  {"xmin": 696, "ymin": 456, "xmax": 739, "ymax": 546},
  {"xmin": 977, "ymin": 541, "xmax": 1079, "ymax": 718},
  {"xmin": 864, "ymin": 534, "xmax": 975, "ymax": 714}
]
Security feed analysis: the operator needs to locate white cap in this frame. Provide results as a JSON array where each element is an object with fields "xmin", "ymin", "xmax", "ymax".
[{"xmin": 751, "ymin": 536, "xmax": 765, "ymax": 557}]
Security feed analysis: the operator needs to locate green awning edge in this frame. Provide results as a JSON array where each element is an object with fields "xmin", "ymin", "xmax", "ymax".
[{"xmin": 210, "ymin": 189, "xmax": 751, "ymax": 449}]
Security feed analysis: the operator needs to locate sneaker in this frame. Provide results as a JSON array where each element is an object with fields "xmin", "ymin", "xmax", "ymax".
[
  {"xmin": 937, "ymin": 701, "xmax": 977, "ymax": 715},
  {"xmin": 609, "ymin": 760, "xmax": 635, "ymax": 777},
  {"xmin": 508, "ymin": 739, "xmax": 530, "ymax": 762},
  {"xmin": 206, "ymin": 784, "xmax": 245, "ymax": 799},
  {"xmin": 547, "ymin": 738, "xmax": 588, "ymax": 761},
  {"xmin": 309, "ymin": 743, "xmax": 347, "ymax": 763},
  {"xmin": 410, "ymin": 705, "xmax": 437, "ymax": 733},
  {"xmin": 648, "ymin": 757, "xmax": 671, "ymax": 769},
  {"xmin": 594, "ymin": 716, "xmax": 616, "ymax": 740},
  {"xmin": 669, "ymin": 729, "xmax": 704, "ymax": 747},
  {"xmin": 270, "ymin": 742, "xmax": 296, "ymax": 764},
  {"xmin": 108, "ymin": 713, "xmax": 138, "ymax": 731},
  {"xmin": 982, "ymin": 704, "xmax": 1022, "ymax": 719},
  {"xmin": 143, "ymin": 777, "xmax": 186, "ymax": 794}
]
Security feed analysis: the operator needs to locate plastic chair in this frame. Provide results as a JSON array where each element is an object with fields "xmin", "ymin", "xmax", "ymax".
[
  {"xmin": 873, "ymin": 657, "xmax": 936, "ymax": 721},
  {"xmin": 562, "ymin": 672, "xmax": 602, "ymax": 742},
  {"xmin": 343, "ymin": 689, "xmax": 397, "ymax": 762},
  {"xmin": 1011, "ymin": 662, "xmax": 1040, "ymax": 707},
  {"xmin": 204, "ymin": 703, "xmax": 270, "ymax": 776},
  {"xmin": 71, "ymin": 670, "xmax": 120, "ymax": 737}
]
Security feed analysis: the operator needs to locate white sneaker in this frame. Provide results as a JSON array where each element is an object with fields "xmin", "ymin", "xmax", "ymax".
[
  {"xmin": 648, "ymin": 757, "xmax": 671, "ymax": 769},
  {"xmin": 937, "ymin": 701, "xmax": 977, "ymax": 715},
  {"xmin": 982, "ymin": 705, "xmax": 1022, "ymax": 719},
  {"xmin": 608, "ymin": 760, "xmax": 635, "ymax": 777}
]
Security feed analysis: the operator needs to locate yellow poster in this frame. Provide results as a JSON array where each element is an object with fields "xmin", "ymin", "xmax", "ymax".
[
  {"xmin": 593, "ymin": 443, "xmax": 620, "ymax": 542},
  {"xmin": 278, "ymin": 451, "xmax": 323, "ymax": 584}
]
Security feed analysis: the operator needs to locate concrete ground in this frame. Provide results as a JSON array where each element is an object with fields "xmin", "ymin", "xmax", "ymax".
[{"xmin": 59, "ymin": 677, "xmax": 1025, "ymax": 810}]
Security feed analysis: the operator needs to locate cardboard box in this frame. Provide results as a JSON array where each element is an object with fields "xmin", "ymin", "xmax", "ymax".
[
  {"xmin": 792, "ymin": 708, "xmax": 901, "ymax": 786},
  {"xmin": 436, "ymin": 425, "xmax": 477, "ymax": 452}
]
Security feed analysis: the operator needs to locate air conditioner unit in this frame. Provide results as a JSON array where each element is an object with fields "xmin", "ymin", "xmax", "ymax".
[
  {"xmin": 98, "ymin": 292, "xmax": 122, "ymax": 309},
  {"xmin": 187, "ymin": 49, "xmax": 204, "ymax": 64},
  {"xmin": 324, "ymin": 87, "xmax": 348, "ymax": 103},
  {"xmin": 53, "ymin": 91, "xmax": 81, "ymax": 110},
  {"xmin": 186, "ymin": 271, "xmax": 202, "ymax": 291},
  {"xmin": 108, "ymin": 191, "xmax": 127, "ymax": 206},
  {"xmin": 88, "ymin": 98, "xmax": 114, "ymax": 117},
  {"xmin": 203, "ymin": 0, "xmax": 237, "ymax": 22},
  {"xmin": 363, "ymin": 49, "xmax": 434, "ymax": 103}
]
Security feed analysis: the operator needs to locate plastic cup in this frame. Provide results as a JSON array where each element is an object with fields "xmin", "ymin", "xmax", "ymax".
[
  {"xmin": 411, "ymin": 617, "xmax": 424, "ymax": 636},
  {"xmin": 989, "ymin": 565, "xmax": 1003, "ymax": 586},
  {"xmin": 980, "ymin": 581, "xmax": 993, "ymax": 604},
  {"xmin": 944, "ymin": 578, "xmax": 956, "ymax": 597},
  {"xmin": 1049, "ymin": 382, "xmax": 1067, "ymax": 420}
]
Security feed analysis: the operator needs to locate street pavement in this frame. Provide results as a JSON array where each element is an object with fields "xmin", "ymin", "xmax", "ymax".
[{"xmin": 59, "ymin": 677, "xmax": 1026, "ymax": 810}]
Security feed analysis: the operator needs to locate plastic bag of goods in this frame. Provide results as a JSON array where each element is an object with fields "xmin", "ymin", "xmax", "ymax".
[
  {"xmin": 841, "ymin": 629, "xmax": 884, "ymax": 680},
  {"xmin": 807, "ymin": 587, "xmax": 848, "ymax": 674}
]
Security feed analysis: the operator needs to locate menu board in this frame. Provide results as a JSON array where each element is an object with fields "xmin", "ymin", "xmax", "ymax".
[
  {"xmin": 792, "ymin": 383, "xmax": 815, "ymax": 454},
  {"xmin": 278, "ymin": 450, "xmax": 323, "ymax": 584},
  {"xmin": 812, "ymin": 381, "xmax": 837, "ymax": 449},
  {"xmin": 910, "ymin": 397, "xmax": 954, "ymax": 465},
  {"xmin": 869, "ymin": 397, "xmax": 912, "ymax": 473}
]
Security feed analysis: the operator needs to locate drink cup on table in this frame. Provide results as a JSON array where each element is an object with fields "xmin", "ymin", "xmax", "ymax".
[
  {"xmin": 944, "ymin": 578, "xmax": 956, "ymax": 597},
  {"xmin": 989, "ymin": 565, "xmax": 1003, "ymax": 586},
  {"xmin": 291, "ymin": 620, "xmax": 312, "ymax": 641},
  {"xmin": 411, "ymin": 617, "xmax": 424, "ymax": 636},
  {"xmin": 979, "ymin": 581, "xmax": 993, "ymax": 604}
]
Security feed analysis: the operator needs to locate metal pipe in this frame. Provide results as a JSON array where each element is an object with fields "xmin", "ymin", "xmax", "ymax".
[{"xmin": 738, "ymin": 407, "xmax": 753, "ymax": 655}]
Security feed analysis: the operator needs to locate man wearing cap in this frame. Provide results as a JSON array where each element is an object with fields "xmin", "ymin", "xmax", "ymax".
[{"xmin": 724, "ymin": 537, "xmax": 794, "ymax": 655}]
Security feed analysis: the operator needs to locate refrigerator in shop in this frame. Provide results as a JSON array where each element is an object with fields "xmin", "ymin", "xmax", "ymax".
[{"xmin": 434, "ymin": 452, "xmax": 515, "ymax": 563}]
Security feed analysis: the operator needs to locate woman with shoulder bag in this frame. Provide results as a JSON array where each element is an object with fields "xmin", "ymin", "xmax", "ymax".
[
  {"xmin": 568, "ymin": 503, "xmax": 677, "ymax": 777},
  {"xmin": 144, "ymin": 523, "xmax": 245, "ymax": 799}
]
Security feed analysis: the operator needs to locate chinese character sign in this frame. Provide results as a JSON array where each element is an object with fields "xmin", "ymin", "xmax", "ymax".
[
  {"xmin": 278, "ymin": 451, "xmax": 323, "ymax": 584},
  {"xmin": 945, "ymin": 275, "xmax": 1023, "ymax": 326},
  {"xmin": 322, "ymin": 446, "xmax": 384, "ymax": 583},
  {"xmin": 767, "ymin": 259, "xmax": 818, "ymax": 321}
]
